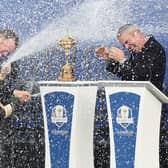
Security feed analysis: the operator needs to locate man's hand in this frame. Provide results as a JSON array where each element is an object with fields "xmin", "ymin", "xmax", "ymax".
[
  {"xmin": 0, "ymin": 62, "xmax": 11, "ymax": 80},
  {"xmin": 13, "ymin": 90, "xmax": 32, "ymax": 102},
  {"xmin": 0, "ymin": 102, "xmax": 5, "ymax": 110},
  {"xmin": 95, "ymin": 47, "xmax": 111, "ymax": 61},
  {"xmin": 0, "ymin": 102, "xmax": 13, "ymax": 118},
  {"xmin": 1, "ymin": 62, "xmax": 11, "ymax": 75},
  {"xmin": 108, "ymin": 47, "xmax": 125, "ymax": 62},
  {"xmin": 95, "ymin": 46, "xmax": 126, "ymax": 63}
]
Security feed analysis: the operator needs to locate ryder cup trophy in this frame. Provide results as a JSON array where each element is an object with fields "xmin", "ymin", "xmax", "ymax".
[{"xmin": 58, "ymin": 35, "xmax": 76, "ymax": 81}]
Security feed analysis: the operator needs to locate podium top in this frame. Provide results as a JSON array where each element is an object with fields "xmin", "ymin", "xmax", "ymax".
[{"xmin": 38, "ymin": 80, "xmax": 168, "ymax": 103}]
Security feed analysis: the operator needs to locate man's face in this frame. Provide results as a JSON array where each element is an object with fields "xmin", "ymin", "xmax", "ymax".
[
  {"xmin": 0, "ymin": 37, "xmax": 16, "ymax": 57},
  {"xmin": 119, "ymin": 31, "xmax": 142, "ymax": 53}
]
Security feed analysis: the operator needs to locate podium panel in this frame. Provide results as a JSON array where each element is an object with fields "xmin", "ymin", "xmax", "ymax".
[
  {"xmin": 106, "ymin": 91, "xmax": 140, "ymax": 168},
  {"xmin": 104, "ymin": 82, "xmax": 168, "ymax": 168},
  {"xmin": 39, "ymin": 82, "xmax": 97, "ymax": 168}
]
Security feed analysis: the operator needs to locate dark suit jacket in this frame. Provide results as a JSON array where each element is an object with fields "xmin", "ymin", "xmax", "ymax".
[{"xmin": 0, "ymin": 62, "xmax": 19, "ymax": 105}]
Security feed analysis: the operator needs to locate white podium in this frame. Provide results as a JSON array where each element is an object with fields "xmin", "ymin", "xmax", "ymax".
[
  {"xmin": 39, "ymin": 81, "xmax": 168, "ymax": 168},
  {"xmin": 39, "ymin": 81, "xmax": 98, "ymax": 168}
]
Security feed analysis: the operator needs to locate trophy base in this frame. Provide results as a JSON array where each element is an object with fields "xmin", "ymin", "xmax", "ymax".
[
  {"xmin": 58, "ymin": 77, "xmax": 76, "ymax": 81},
  {"xmin": 59, "ymin": 63, "xmax": 76, "ymax": 82}
]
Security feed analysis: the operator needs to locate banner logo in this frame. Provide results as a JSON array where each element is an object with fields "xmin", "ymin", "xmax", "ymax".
[
  {"xmin": 51, "ymin": 105, "xmax": 68, "ymax": 128},
  {"xmin": 116, "ymin": 105, "xmax": 134, "ymax": 130}
]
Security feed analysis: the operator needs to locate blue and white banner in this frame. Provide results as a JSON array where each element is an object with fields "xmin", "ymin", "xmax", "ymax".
[
  {"xmin": 105, "ymin": 89, "xmax": 140, "ymax": 168},
  {"xmin": 44, "ymin": 91, "xmax": 74, "ymax": 168},
  {"xmin": 39, "ymin": 82, "xmax": 97, "ymax": 168}
]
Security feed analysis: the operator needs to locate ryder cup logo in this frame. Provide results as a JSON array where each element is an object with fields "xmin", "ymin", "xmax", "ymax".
[
  {"xmin": 51, "ymin": 105, "xmax": 68, "ymax": 128},
  {"xmin": 116, "ymin": 105, "xmax": 134, "ymax": 130}
]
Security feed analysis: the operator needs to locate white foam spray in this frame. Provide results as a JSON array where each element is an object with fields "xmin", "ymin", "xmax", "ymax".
[
  {"xmin": 7, "ymin": 0, "xmax": 132, "ymax": 63},
  {"xmin": 7, "ymin": 0, "xmax": 168, "ymax": 64}
]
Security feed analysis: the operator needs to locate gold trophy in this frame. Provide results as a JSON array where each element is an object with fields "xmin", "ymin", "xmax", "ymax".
[{"xmin": 58, "ymin": 35, "xmax": 76, "ymax": 81}]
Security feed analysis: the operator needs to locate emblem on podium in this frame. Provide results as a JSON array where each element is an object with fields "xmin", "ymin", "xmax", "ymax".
[
  {"xmin": 116, "ymin": 105, "xmax": 134, "ymax": 130},
  {"xmin": 51, "ymin": 105, "xmax": 68, "ymax": 128}
]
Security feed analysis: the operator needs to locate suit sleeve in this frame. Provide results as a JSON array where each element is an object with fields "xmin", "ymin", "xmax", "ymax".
[{"xmin": 1, "ymin": 62, "xmax": 19, "ymax": 104}]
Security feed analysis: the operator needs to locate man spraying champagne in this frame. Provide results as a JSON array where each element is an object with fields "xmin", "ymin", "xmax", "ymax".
[{"xmin": 0, "ymin": 29, "xmax": 31, "ymax": 118}]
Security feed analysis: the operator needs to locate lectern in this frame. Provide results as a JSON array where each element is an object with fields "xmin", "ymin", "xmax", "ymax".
[{"xmin": 39, "ymin": 81, "xmax": 168, "ymax": 168}]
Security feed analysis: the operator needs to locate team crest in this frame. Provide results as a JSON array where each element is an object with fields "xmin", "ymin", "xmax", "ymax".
[
  {"xmin": 51, "ymin": 105, "xmax": 68, "ymax": 128},
  {"xmin": 116, "ymin": 105, "xmax": 134, "ymax": 130}
]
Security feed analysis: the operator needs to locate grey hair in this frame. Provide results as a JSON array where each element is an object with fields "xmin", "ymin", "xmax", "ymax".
[{"xmin": 117, "ymin": 24, "xmax": 138, "ymax": 39}]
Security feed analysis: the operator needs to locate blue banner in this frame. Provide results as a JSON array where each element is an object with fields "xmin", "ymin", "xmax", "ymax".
[
  {"xmin": 109, "ymin": 92, "xmax": 140, "ymax": 168},
  {"xmin": 44, "ymin": 91, "xmax": 74, "ymax": 168}
]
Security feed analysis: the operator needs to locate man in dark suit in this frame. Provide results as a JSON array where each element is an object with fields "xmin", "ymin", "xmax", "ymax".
[
  {"xmin": 95, "ymin": 24, "xmax": 166, "ymax": 91},
  {"xmin": 0, "ymin": 30, "xmax": 31, "ymax": 118}
]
